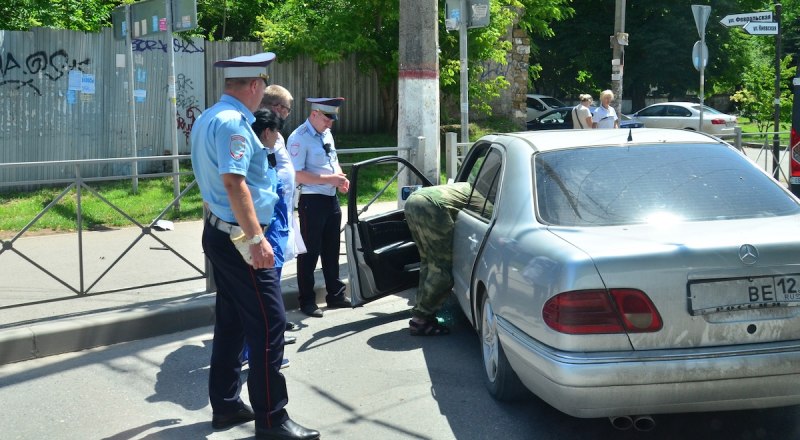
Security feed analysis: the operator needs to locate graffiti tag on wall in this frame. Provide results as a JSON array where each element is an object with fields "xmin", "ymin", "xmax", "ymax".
[
  {"xmin": 0, "ymin": 50, "xmax": 91, "ymax": 96},
  {"xmin": 131, "ymin": 38, "xmax": 204, "ymax": 54},
  {"xmin": 175, "ymin": 73, "xmax": 201, "ymax": 145}
]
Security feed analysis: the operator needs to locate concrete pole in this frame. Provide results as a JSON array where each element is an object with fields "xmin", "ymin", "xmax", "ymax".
[
  {"xmin": 398, "ymin": 0, "xmax": 441, "ymax": 188},
  {"xmin": 611, "ymin": 0, "xmax": 626, "ymax": 116}
]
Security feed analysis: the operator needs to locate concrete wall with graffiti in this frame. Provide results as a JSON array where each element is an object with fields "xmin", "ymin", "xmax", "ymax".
[{"xmin": 0, "ymin": 27, "xmax": 382, "ymax": 187}]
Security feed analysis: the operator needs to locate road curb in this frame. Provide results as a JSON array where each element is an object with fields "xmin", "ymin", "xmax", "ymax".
[{"xmin": 0, "ymin": 284, "xmax": 335, "ymax": 365}]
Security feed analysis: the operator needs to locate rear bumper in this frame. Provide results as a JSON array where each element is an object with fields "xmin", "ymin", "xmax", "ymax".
[{"xmin": 498, "ymin": 317, "xmax": 800, "ymax": 418}]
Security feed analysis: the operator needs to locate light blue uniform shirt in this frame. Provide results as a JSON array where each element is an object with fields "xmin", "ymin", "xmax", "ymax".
[
  {"xmin": 287, "ymin": 119, "xmax": 339, "ymax": 196},
  {"xmin": 190, "ymin": 94, "xmax": 278, "ymax": 224}
]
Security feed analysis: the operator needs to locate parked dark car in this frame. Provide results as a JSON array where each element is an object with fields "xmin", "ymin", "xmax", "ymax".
[{"xmin": 527, "ymin": 106, "xmax": 644, "ymax": 130}]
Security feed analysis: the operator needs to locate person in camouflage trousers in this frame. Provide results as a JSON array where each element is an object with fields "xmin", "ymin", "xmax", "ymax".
[{"xmin": 404, "ymin": 182, "xmax": 472, "ymax": 336}]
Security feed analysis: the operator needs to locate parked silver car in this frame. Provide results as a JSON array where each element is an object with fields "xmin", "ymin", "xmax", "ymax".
[
  {"xmin": 629, "ymin": 102, "xmax": 738, "ymax": 136},
  {"xmin": 344, "ymin": 129, "xmax": 800, "ymax": 425}
]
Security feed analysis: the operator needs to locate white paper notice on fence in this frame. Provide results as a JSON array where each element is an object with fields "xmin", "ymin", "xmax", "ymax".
[
  {"xmin": 116, "ymin": 54, "xmax": 126, "ymax": 68},
  {"xmin": 81, "ymin": 74, "xmax": 96, "ymax": 94},
  {"xmin": 68, "ymin": 71, "xmax": 82, "ymax": 91}
]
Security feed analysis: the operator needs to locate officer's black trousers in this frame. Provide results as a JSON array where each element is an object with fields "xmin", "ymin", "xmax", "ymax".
[
  {"xmin": 203, "ymin": 224, "xmax": 288, "ymax": 429},
  {"xmin": 297, "ymin": 194, "xmax": 346, "ymax": 307}
]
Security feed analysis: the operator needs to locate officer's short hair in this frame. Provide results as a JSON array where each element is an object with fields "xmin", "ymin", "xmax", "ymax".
[{"xmin": 262, "ymin": 85, "xmax": 293, "ymax": 108}]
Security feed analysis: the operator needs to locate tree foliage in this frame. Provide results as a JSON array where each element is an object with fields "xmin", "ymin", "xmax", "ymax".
[
  {"xmin": 257, "ymin": 0, "xmax": 571, "ymax": 128},
  {"xmin": 0, "ymin": 0, "xmax": 119, "ymax": 32},
  {"xmin": 731, "ymin": 53, "xmax": 796, "ymax": 132},
  {"xmin": 438, "ymin": 0, "xmax": 572, "ymax": 119},
  {"xmin": 533, "ymin": 0, "xmax": 774, "ymax": 110}
]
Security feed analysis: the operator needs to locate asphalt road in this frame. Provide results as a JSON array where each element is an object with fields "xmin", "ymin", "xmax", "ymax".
[{"xmin": 2, "ymin": 290, "xmax": 799, "ymax": 440}]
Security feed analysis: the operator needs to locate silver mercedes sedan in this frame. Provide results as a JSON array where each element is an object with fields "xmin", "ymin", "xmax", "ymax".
[{"xmin": 344, "ymin": 128, "xmax": 800, "ymax": 426}]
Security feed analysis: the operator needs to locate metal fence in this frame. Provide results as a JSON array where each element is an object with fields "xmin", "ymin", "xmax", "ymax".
[{"xmin": 0, "ymin": 156, "xmax": 205, "ymax": 303}]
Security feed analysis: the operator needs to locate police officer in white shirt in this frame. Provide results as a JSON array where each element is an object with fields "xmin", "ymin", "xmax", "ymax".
[{"xmin": 287, "ymin": 97, "xmax": 351, "ymax": 317}]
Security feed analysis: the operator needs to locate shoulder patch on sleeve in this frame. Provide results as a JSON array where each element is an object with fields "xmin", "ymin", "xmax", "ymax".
[
  {"xmin": 229, "ymin": 135, "xmax": 246, "ymax": 160},
  {"xmin": 289, "ymin": 142, "xmax": 301, "ymax": 157}
]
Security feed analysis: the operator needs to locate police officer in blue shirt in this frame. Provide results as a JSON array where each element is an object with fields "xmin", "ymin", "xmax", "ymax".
[
  {"xmin": 190, "ymin": 53, "xmax": 319, "ymax": 440},
  {"xmin": 288, "ymin": 97, "xmax": 351, "ymax": 317}
]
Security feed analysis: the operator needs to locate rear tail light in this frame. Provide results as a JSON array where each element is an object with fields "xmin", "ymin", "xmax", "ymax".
[
  {"xmin": 543, "ymin": 289, "xmax": 662, "ymax": 334},
  {"xmin": 792, "ymin": 127, "xmax": 800, "ymax": 178},
  {"xmin": 710, "ymin": 118, "xmax": 726, "ymax": 125}
]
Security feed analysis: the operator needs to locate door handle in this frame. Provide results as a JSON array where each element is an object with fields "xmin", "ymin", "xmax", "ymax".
[{"xmin": 467, "ymin": 234, "xmax": 479, "ymax": 251}]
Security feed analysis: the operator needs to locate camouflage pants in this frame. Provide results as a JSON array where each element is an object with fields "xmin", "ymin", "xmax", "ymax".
[{"xmin": 404, "ymin": 183, "xmax": 471, "ymax": 319}]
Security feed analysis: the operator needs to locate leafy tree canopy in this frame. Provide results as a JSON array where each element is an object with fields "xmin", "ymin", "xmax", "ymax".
[
  {"xmin": 532, "ymin": 0, "xmax": 789, "ymax": 111},
  {"xmin": 0, "ymin": 0, "xmax": 120, "ymax": 32}
]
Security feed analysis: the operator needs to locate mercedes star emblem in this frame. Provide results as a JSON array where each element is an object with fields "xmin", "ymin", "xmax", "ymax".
[{"xmin": 738, "ymin": 244, "xmax": 759, "ymax": 265}]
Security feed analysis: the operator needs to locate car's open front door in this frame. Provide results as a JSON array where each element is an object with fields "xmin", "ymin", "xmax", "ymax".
[{"xmin": 345, "ymin": 156, "xmax": 434, "ymax": 306}]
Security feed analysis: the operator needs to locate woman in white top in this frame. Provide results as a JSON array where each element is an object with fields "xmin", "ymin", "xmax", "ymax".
[{"xmin": 592, "ymin": 90, "xmax": 620, "ymax": 129}]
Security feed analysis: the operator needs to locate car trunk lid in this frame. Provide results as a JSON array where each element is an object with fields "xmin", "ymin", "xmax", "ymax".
[{"xmin": 548, "ymin": 215, "xmax": 800, "ymax": 350}]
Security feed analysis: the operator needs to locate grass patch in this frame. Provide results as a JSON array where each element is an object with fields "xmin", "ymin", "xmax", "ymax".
[
  {"xmin": 737, "ymin": 117, "xmax": 790, "ymax": 146},
  {"xmin": 0, "ymin": 177, "xmax": 203, "ymax": 234}
]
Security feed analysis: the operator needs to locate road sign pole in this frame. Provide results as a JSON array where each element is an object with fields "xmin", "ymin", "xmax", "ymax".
[
  {"xmin": 692, "ymin": 5, "xmax": 711, "ymax": 132},
  {"xmin": 772, "ymin": 2, "xmax": 782, "ymax": 179}
]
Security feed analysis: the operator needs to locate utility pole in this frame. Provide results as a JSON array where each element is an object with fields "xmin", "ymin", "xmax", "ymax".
[
  {"xmin": 611, "ymin": 0, "xmax": 627, "ymax": 116},
  {"xmin": 398, "ymin": 0, "xmax": 441, "ymax": 187},
  {"xmin": 459, "ymin": 0, "xmax": 469, "ymax": 142}
]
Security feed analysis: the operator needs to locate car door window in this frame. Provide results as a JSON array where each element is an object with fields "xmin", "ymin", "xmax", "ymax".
[
  {"xmin": 638, "ymin": 106, "xmax": 665, "ymax": 117},
  {"xmin": 527, "ymin": 98, "xmax": 545, "ymax": 111},
  {"xmin": 666, "ymin": 106, "xmax": 691, "ymax": 117},
  {"xmin": 466, "ymin": 149, "xmax": 503, "ymax": 220}
]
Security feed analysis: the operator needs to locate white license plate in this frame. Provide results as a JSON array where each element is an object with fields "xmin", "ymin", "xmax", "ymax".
[
  {"xmin": 690, "ymin": 274, "xmax": 800, "ymax": 315},
  {"xmin": 725, "ymin": 121, "xmax": 736, "ymax": 127},
  {"xmin": 791, "ymin": 177, "xmax": 800, "ymax": 185}
]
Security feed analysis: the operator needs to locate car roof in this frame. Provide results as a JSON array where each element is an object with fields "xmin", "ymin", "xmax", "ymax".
[
  {"xmin": 526, "ymin": 94, "xmax": 555, "ymax": 99},
  {"xmin": 485, "ymin": 128, "xmax": 724, "ymax": 153},
  {"xmin": 645, "ymin": 102, "xmax": 699, "ymax": 108}
]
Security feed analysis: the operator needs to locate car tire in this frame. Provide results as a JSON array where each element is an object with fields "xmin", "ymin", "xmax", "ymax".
[{"xmin": 480, "ymin": 294, "xmax": 527, "ymax": 401}]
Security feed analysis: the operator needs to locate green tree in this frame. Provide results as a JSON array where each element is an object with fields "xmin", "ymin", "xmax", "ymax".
[
  {"xmin": 0, "ymin": 0, "xmax": 118, "ymax": 32},
  {"xmin": 438, "ymin": 0, "xmax": 572, "ymax": 120},
  {"xmin": 730, "ymin": 53, "xmax": 796, "ymax": 131},
  {"xmin": 534, "ymin": 0, "xmax": 766, "ymax": 110},
  {"xmin": 257, "ymin": 0, "xmax": 571, "ymax": 129},
  {"xmin": 195, "ymin": 0, "xmax": 277, "ymax": 41}
]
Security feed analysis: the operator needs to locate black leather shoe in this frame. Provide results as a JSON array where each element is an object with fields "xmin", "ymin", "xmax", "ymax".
[
  {"xmin": 284, "ymin": 334, "xmax": 297, "ymax": 344},
  {"xmin": 326, "ymin": 297, "xmax": 352, "ymax": 309},
  {"xmin": 286, "ymin": 321, "xmax": 298, "ymax": 331},
  {"xmin": 211, "ymin": 404, "xmax": 255, "ymax": 430},
  {"xmin": 301, "ymin": 304, "xmax": 323, "ymax": 318},
  {"xmin": 256, "ymin": 419, "xmax": 320, "ymax": 439}
]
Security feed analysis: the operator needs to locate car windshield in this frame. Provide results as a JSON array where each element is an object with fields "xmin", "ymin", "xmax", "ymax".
[
  {"xmin": 541, "ymin": 97, "xmax": 566, "ymax": 108},
  {"xmin": 534, "ymin": 144, "xmax": 800, "ymax": 226}
]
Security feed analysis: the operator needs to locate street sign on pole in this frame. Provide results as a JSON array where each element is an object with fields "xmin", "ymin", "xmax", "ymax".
[
  {"xmin": 692, "ymin": 41, "xmax": 708, "ymax": 71},
  {"xmin": 743, "ymin": 21, "xmax": 779, "ymax": 35},
  {"xmin": 719, "ymin": 11, "xmax": 773, "ymax": 27},
  {"xmin": 691, "ymin": 5, "xmax": 711, "ymax": 132},
  {"xmin": 691, "ymin": 4, "xmax": 711, "ymax": 38}
]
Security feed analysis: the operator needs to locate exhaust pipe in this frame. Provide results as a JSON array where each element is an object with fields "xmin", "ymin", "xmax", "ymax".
[
  {"xmin": 608, "ymin": 415, "xmax": 633, "ymax": 431},
  {"xmin": 633, "ymin": 415, "xmax": 656, "ymax": 432}
]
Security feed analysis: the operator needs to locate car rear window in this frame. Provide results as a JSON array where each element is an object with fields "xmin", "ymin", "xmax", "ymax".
[{"xmin": 534, "ymin": 143, "xmax": 800, "ymax": 226}]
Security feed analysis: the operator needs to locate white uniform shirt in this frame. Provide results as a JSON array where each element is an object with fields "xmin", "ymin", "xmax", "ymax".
[{"xmin": 287, "ymin": 118, "xmax": 339, "ymax": 196}]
